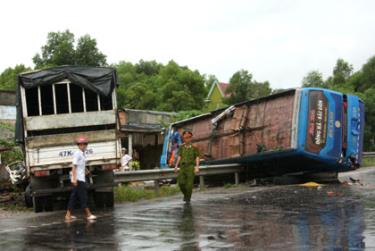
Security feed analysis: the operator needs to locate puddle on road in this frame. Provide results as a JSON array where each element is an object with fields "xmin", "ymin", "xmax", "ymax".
[
  {"xmin": 1, "ymin": 181, "xmax": 375, "ymax": 250},
  {"xmin": 114, "ymin": 183, "xmax": 375, "ymax": 250}
]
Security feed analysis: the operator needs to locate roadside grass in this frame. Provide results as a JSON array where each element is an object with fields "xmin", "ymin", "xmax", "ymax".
[
  {"xmin": 114, "ymin": 185, "xmax": 181, "ymax": 203},
  {"xmin": 1, "ymin": 203, "xmax": 31, "ymax": 212},
  {"xmin": 224, "ymin": 183, "xmax": 235, "ymax": 189},
  {"xmin": 362, "ymin": 157, "xmax": 375, "ymax": 167}
]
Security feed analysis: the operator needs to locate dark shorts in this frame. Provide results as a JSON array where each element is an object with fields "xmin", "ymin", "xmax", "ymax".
[{"xmin": 67, "ymin": 181, "xmax": 88, "ymax": 210}]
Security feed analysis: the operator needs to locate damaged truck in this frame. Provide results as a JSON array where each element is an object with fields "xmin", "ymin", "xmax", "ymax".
[{"xmin": 15, "ymin": 66, "xmax": 121, "ymax": 212}]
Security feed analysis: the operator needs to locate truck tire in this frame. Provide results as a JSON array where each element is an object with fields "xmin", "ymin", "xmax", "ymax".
[
  {"xmin": 94, "ymin": 191, "xmax": 114, "ymax": 208},
  {"xmin": 93, "ymin": 170, "xmax": 114, "ymax": 209},
  {"xmin": 44, "ymin": 196, "xmax": 54, "ymax": 212},
  {"xmin": 104, "ymin": 191, "xmax": 114, "ymax": 208},
  {"xmin": 94, "ymin": 192, "xmax": 105, "ymax": 208},
  {"xmin": 30, "ymin": 176, "xmax": 57, "ymax": 212},
  {"xmin": 24, "ymin": 184, "xmax": 33, "ymax": 208},
  {"xmin": 33, "ymin": 196, "xmax": 44, "ymax": 213}
]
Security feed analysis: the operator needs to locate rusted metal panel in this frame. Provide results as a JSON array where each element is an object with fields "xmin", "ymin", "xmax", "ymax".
[
  {"xmin": 118, "ymin": 108, "xmax": 175, "ymax": 133},
  {"xmin": 175, "ymin": 91, "xmax": 296, "ymax": 161},
  {"xmin": 118, "ymin": 110, "xmax": 127, "ymax": 126},
  {"xmin": 25, "ymin": 110, "xmax": 116, "ymax": 131}
]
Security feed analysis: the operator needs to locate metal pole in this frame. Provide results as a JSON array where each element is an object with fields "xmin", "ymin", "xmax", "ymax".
[
  {"xmin": 154, "ymin": 180, "xmax": 160, "ymax": 195},
  {"xmin": 235, "ymin": 172, "xmax": 239, "ymax": 185},
  {"xmin": 128, "ymin": 134, "xmax": 133, "ymax": 157},
  {"xmin": 199, "ymin": 176, "xmax": 205, "ymax": 190}
]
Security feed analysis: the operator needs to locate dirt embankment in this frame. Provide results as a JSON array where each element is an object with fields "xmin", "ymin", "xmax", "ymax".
[{"xmin": 0, "ymin": 181, "xmax": 29, "ymax": 215}]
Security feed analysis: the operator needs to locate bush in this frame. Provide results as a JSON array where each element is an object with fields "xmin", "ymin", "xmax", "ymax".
[{"xmin": 114, "ymin": 185, "xmax": 180, "ymax": 202}]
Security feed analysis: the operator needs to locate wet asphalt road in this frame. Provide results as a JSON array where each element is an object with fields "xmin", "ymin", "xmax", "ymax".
[{"xmin": 1, "ymin": 168, "xmax": 375, "ymax": 251}]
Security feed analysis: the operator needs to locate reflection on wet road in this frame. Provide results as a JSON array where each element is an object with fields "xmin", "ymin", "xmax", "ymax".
[{"xmin": 1, "ymin": 169, "xmax": 375, "ymax": 250}]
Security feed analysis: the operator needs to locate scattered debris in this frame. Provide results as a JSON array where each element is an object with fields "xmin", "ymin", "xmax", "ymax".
[
  {"xmin": 326, "ymin": 191, "xmax": 344, "ymax": 197},
  {"xmin": 327, "ymin": 191, "xmax": 335, "ymax": 197},
  {"xmin": 300, "ymin": 182, "xmax": 322, "ymax": 187},
  {"xmin": 340, "ymin": 177, "xmax": 364, "ymax": 186},
  {"xmin": 0, "ymin": 193, "xmax": 12, "ymax": 203}
]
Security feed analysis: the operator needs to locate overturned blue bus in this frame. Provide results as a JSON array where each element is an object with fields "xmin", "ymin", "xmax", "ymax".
[{"xmin": 160, "ymin": 88, "xmax": 364, "ymax": 177}]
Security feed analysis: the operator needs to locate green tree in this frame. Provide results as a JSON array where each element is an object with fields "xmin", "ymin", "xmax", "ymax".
[
  {"xmin": 327, "ymin": 59, "xmax": 353, "ymax": 87},
  {"xmin": 75, "ymin": 34, "xmax": 107, "ymax": 66},
  {"xmin": 271, "ymin": 88, "xmax": 288, "ymax": 94},
  {"xmin": 363, "ymin": 88, "xmax": 375, "ymax": 150},
  {"xmin": 114, "ymin": 60, "xmax": 207, "ymax": 112},
  {"xmin": 0, "ymin": 65, "xmax": 31, "ymax": 90},
  {"xmin": 158, "ymin": 61, "xmax": 206, "ymax": 111},
  {"xmin": 224, "ymin": 69, "xmax": 271, "ymax": 104},
  {"xmin": 121, "ymin": 82, "xmax": 158, "ymax": 110},
  {"xmin": 302, "ymin": 70, "xmax": 326, "ymax": 88},
  {"xmin": 33, "ymin": 30, "xmax": 76, "ymax": 68},
  {"xmin": 355, "ymin": 55, "xmax": 375, "ymax": 92},
  {"xmin": 203, "ymin": 74, "xmax": 218, "ymax": 92},
  {"xmin": 33, "ymin": 30, "xmax": 107, "ymax": 69},
  {"xmin": 135, "ymin": 60, "xmax": 162, "ymax": 76}
]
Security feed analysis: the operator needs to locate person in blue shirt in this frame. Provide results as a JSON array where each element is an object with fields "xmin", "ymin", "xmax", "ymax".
[{"xmin": 169, "ymin": 128, "xmax": 183, "ymax": 166}]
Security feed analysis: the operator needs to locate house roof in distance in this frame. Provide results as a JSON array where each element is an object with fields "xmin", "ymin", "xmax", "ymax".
[{"xmin": 206, "ymin": 81, "xmax": 230, "ymax": 100}]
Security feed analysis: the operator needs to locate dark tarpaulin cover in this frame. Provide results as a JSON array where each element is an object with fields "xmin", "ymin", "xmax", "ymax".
[{"xmin": 15, "ymin": 66, "xmax": 117, "ymax": 143}]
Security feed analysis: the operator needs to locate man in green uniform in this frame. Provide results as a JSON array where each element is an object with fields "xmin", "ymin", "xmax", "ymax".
[{"xmin": 174, "ymin": 131, "xmax": 200, "ymax": 203}]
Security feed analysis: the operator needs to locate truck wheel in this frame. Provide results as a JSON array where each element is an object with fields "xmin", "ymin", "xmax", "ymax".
[
  {"xmin": 30, "ymin": 176, "xmax": 58, "ymax": 212},
  {"xmin": 44, "ymin": 196, "xmax": 54, "ymax": 212},
  {"xmin": 94, "ymin": 191, "xmax": 114, "ymax": 208},
  {"xmin": 24, "ymin": 184, "xmax": 33, "ymax": 208},
  {"xmin": 104, "ymin": 191, "xmax": 114, "ymax": 208},
  {"xmin": 33, "ymin": 196, "xmax": 44, "ymax": 213},
  {"xmin": 94, "ymin": 192, "xmax": 105, "ymax": 208},
  {"xmin": 93, "ymin": 170, "xmax": 114, "ymax": 208}
]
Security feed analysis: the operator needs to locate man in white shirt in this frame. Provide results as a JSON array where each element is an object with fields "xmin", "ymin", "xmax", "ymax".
[
  {"xmin": 121, "ymin": 148, "xmax": 132, "ymax": 171},
  {"xmin": 65, "ymin": 136, "xmax": 96, "ymax": 221}
]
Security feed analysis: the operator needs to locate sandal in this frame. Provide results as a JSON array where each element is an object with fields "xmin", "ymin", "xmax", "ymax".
[{"xmin": 87, "ymin": 215, "xmax": 97, "ymax": 220}]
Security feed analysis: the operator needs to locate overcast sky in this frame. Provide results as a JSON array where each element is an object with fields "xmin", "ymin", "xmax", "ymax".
[{"xmin": 1, "ymin": 0, "xmax": 375, "ymax": 89}]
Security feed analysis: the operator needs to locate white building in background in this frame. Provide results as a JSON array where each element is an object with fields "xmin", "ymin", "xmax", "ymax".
[{"xmin": 0, "ymin": 90, "xmax": 16, "ymax": 122}]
